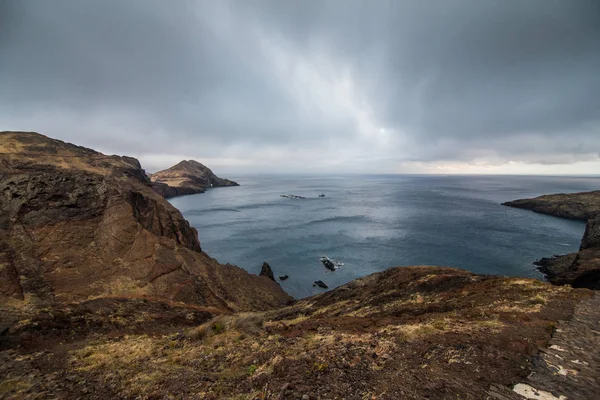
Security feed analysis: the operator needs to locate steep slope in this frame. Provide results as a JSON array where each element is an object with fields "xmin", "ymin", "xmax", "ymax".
[
  {"xmin": 504, "ymin": 191, "xmax": 600, "ymax": 289},
  {"xmin": 150, "ymin": 160, "xmax": 238, "ymax": 198},
  {"xmin": 0, "ymin": 131, "xmax": 290, "ymax": 311}
]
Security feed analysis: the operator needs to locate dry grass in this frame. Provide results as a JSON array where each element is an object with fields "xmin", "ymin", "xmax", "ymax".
[
  {"xmin": 0, "ymin": 378, "xmax": 33, "ymax": 396},
  {"xmin": 188, "ymin": 312, "xmax": 265, "ymax": 341}
]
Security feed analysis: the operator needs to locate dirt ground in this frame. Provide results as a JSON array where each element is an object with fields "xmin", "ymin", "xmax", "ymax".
[{"xmin": 1, "ymin": 266, "xmax": 594, "ymax": 400}]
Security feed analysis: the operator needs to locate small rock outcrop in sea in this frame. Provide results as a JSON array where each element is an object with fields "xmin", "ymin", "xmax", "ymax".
[
  {"xmin": 278, "ymin": 275, "xmax": 289, "ymax": 281},
  {"xmin": 150, "ymin": 159, "xmax": 238, "ymax": 199},
  {"xmin": 504, "ymin": 191, "xmax": 600, "ymax": 289},
  {"xmin": 313, "ymin": 280, "xmax": 328, "ymax": 289},
  {"xmin": 259, "ymin": 262, "xmax": 275, "ymax": 281},
  {"xmin": 320, "ymin": 256, "xmax": 343, "ymax": 271}
]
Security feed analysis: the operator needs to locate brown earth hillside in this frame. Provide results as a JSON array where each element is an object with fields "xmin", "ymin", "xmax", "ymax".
[
  {"xmin": 0, "ymin": 266, "xmax": 595, "ymax": 399},
  {"xmin": 150, "ymin": 159, "xmax": 238, "ymax": 198},
  {"xmin": 0, "ymin": 131, "xmax": 290, "ymax": 313}
]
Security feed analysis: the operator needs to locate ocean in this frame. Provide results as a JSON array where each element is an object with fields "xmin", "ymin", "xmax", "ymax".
[{"xmin": 170, "ymin": 175, "xmax": 599, "ymax": 299}]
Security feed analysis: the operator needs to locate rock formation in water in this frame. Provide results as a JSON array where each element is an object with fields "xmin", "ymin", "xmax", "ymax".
[
  {"xmin": 259, "ymin": 262, "xmax": 275, "ymax": 281},
  {"xmin": 504, "ymin": 191, "xmax": 600, "ymax": 289},
  {"xmin": 0, "ymin": 131, "xmax": 289, "ymax": 310},
  {"xmin": 150, "ymin": 159, "xmax": 238, "ymax": 198}
]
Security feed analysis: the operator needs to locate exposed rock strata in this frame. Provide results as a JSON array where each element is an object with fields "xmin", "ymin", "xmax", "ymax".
[
  {"xmin": 0, "ymin": 131, "xmax": 290, "ymax": 311},
  {"xmin": 504, "ymin": 191, "xmax": 600, "ymax": 289},
  {"xmin": 150, "ymin": 159, "xmax": 238, "ymax": 198}
]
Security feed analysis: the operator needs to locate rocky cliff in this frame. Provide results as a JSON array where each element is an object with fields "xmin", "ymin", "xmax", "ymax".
[
  {"xmin": 150, "ymin": 159, "xmax": 238, "ymax": 198},
  {"xmin": 0, "ymin": 131, "xmax": 290, "ymax": 310},
  {"xmin": 504, "ymin": 191, "xmax": 600, "ymax": 289}
]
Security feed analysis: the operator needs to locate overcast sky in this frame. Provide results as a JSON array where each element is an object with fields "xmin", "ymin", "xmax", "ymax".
[{"xmin": 1, "ymin": 1, "xmax": 599, "ymax": 174}]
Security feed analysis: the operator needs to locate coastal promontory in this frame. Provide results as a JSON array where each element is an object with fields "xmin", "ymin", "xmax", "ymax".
[
  {"xmin": 150, "ymin": 159, "xmax": 238, "ymax": 198},
  {"xmin": 0, "ymin": 131, "xmax": 288, "ymax": 310},
  {"xmin": 504, "ymin": 190, "xmax": 600, "ymax": 289}
]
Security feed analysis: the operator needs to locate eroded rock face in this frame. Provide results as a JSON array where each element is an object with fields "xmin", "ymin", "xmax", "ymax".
[
  {"xmin": 150, "ymin": 160, "xmax": 238, "ymax": 198},
  {"xmin": 0, "ymin": 131, "xmax": 291, "ymax": 310},
  {"xmin": 504, "ymin": 191, "xmax": 600, "ymax": 289},
  {"xmin": 581, "ymin": 215, "xmax": 600, "ymax": 250}
]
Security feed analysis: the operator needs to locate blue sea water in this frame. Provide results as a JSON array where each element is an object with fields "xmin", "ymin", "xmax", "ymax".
[{"xmin": 170, "ymin": 175, "xmax": 600, "ymax": 299}]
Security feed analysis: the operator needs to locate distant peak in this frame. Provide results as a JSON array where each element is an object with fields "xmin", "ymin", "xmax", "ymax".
[{"xmin": 172, "ymin": 159, "xmax": 205, "ymax": 169}]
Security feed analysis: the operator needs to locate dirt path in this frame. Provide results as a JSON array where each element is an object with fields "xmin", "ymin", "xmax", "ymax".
[{"xmin": 489, "ymin": 291, "xmax": 600, "ymax": 400}]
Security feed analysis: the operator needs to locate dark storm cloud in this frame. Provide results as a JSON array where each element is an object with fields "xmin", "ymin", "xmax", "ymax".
[{"xmin": 1, "ymin": 0, "xmax": 599, "ymax": 172}]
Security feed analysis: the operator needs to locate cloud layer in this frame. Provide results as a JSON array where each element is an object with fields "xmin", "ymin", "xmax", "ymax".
[{"xmin": 1, "ymin": 0, "xmax": 599, "ymax": 173}]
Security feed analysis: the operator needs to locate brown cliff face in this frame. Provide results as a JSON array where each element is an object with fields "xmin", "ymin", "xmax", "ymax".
[
  {"xmin": 0, "ymin": 131, "xmax": 290, "ymax": 310},
  {"xmin": 504, "ymin": 191, "xmax": 600, "ymax": 289},
  {"xmin": 150, "ymin": 159, "xmax": 238, "ymax": 198}
]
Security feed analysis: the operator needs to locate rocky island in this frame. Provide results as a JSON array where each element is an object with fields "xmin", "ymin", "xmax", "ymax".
[
  {"xmin": 504, "ymin": 191, "xmax": 600, "ymax": 289},
  {"xmin": 150, "ymin": 159, "xmax": 239, "ymax": 198},
  {"xmin": 0, "ymin": 131, "xmax": 598, "ymax": 399}
]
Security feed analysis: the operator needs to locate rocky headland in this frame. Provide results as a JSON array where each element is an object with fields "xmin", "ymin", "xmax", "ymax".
[
  {"xmin": 503, "ymin": 191, "xmax": 600, "ymax": 289},
  {"xmin": 150, "ymin": 159, "xmax": 238, "ymax": 198},
  {"xmin": 0, "ymin": 131, "xmax": 289, "ymax": 311},
  {"xmin": 1, "ymin": 132, "xmax": 599, "ymax": 399}
]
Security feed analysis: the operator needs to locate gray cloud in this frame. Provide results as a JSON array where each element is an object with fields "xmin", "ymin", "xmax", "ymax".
[{"xmin": 1, "ymin": 0, "xmax": 599, "ymax": 173}]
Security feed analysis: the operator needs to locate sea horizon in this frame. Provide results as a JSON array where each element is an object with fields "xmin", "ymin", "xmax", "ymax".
[{"xmin": 171, "ymin": 174, "xmax": 599, "ymax": 299}]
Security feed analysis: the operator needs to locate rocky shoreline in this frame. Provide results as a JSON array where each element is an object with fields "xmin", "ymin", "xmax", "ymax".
[{"xmin": 503, "ymin": 191, "xmax": 600, "ymax": 289}]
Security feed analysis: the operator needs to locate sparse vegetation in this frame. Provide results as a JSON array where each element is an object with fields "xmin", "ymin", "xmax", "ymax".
[
  {"xmin": 247, "ymin": 364, "xmax": 258, "ymax": 376},
  {"xmin": 1, "ymin": 266, "xmax": 588, "ymax": 399}
]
